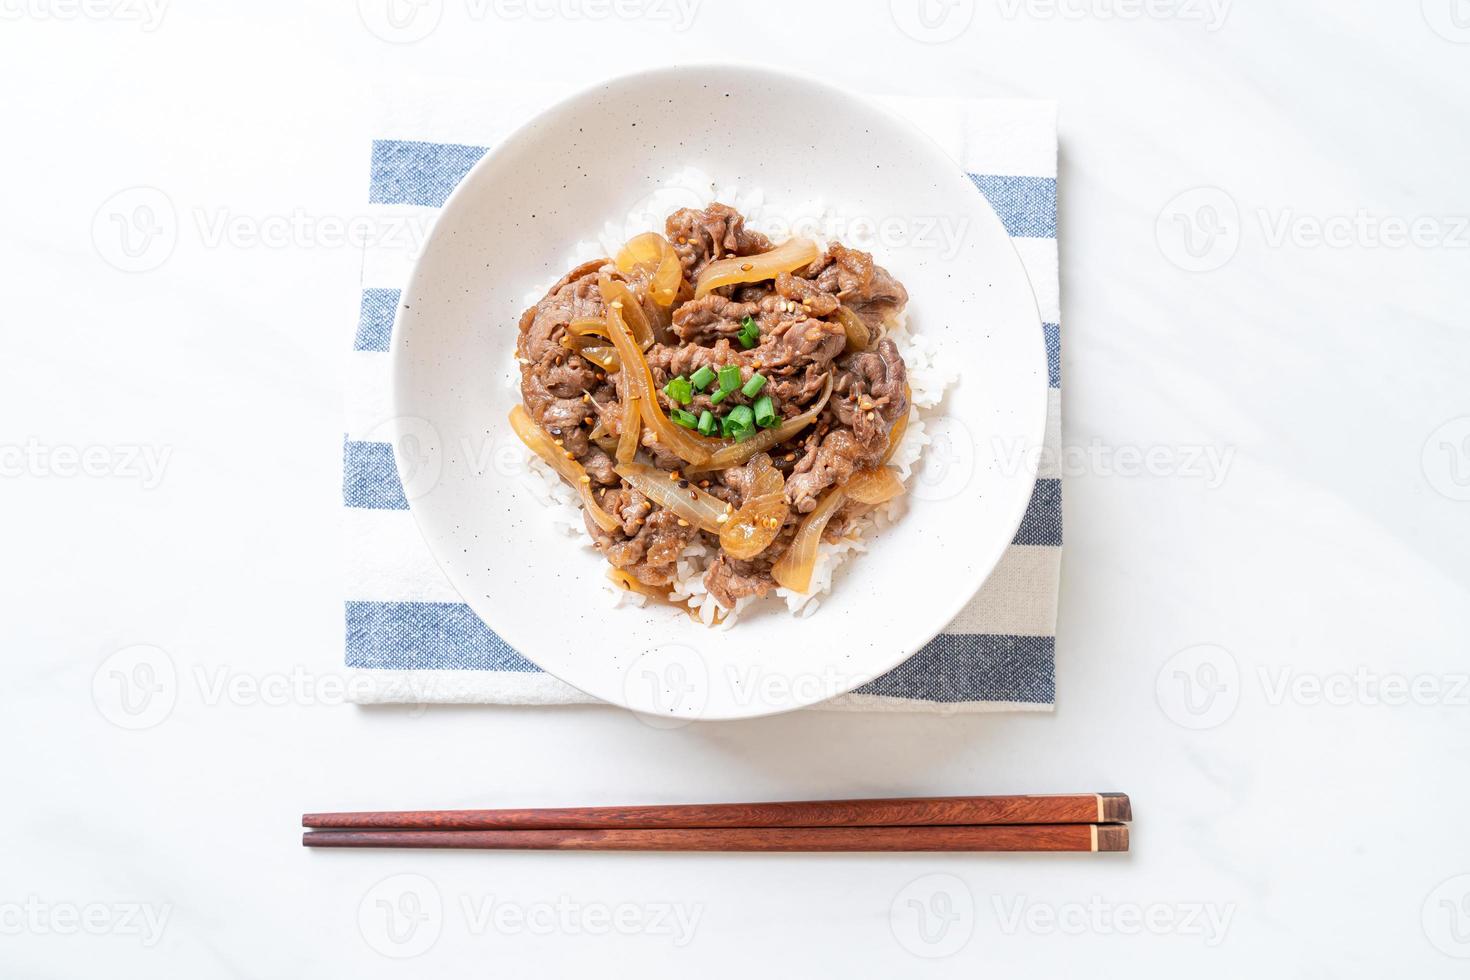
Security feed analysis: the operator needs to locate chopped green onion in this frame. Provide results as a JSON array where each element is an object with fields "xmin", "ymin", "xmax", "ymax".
[
  {"xmin": 717, "ymin": 364, "xmax": 741, "ymax": 393},
  {"xmin": 669, "ymin": 408, "xmax": 699, "ymax": 429},
  {"xmin": 722, "ymin": 405, "xmax": 756, "ymax": 441},
  {"xmin": 741, "ymin": 372, "xmax": 766, "ymax": 397},
  {"xmin": 689, "ymin": 364, "xmax": 716, "ymax": 392},
  {"xmin": 737, "ymin": 315, "xmax": 760, "ymax": 349},
  {"xmin": 696, "ymin": 410, "xmax": 716, "ymax": 436},
  {"xmin": 753, "ymin": 395, "xmax": 778, "ymax": 428},
  {"xmin": 709, "ymin": 388, "xmax": 729, "ymax": 406},
  {"xmin": 662, "ymin": 376, "xmax": 692, "ymax": 405}
]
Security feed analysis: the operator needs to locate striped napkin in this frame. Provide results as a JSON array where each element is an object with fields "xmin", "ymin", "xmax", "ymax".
[{"xmin": 343, "ymin": 82, "xmax": 1061, "ymax": 713}]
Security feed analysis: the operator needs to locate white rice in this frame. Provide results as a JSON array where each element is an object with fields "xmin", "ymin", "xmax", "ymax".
[{"xmin": 513, "ymin": 169, "xmax": 956, "ymax": 626}]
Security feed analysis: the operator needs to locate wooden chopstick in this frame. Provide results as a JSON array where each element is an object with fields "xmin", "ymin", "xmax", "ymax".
[
  {"xmin": 302, "ymin": 793, "xmax": 1130, "ymax": 831},
  {"xmin": 302, "ymin": 823, "xmax": 1128, "ymax": 853}
]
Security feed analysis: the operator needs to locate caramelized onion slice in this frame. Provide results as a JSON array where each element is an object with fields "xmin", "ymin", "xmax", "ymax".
[
  {"xmin": 832, "ymin": 304, "xmax": 871, "ymax": 353},
  {"xmin": 694, "ymin": 237, "xmax": 820, "ymax": 299},
  {"xmin": 844, "ymin": 466, "xmax": 905, "ymax": 505},
  {"xmin": 716, "ymin": 453, "xmax": 787, "ymax": 559},
  {"xmin": 605, "ymin": 301, "xmax": 717, "ymax": 466},
  {"xmin": 566, "ymin": 317, "xmax": 609, "ymax": 339},
  {"xmin": 686, "ymin": 375, "xmax": 833, "ymax": 474},
  {"xmin": 770, "ymin": 488, "xmax": 846, "ymax": 593},
  {"xmin": 616, "ymin": 232, "xmax": 682, "ymax": 307},
  {"xmin": 578, "ymin": 345, "xmax": 619, "ymax": 372},
  {"xmin": 720, "ymin": 492, "xmax": 788, "ymax": 560},
  {"xmin": 508, "ymin": 405, "xmax": 620, "ymax": 534},
  {"xmin": 597, "ymin": 275, "xmax": 655, "ymax": 349},
  {"xmin": 615, "ymin": 461, "xmax": 732, "ymax": 535},
  {"xmin": 560, "ymin": 334, "xmax": 621, "ymax": 372},
  {"xmin": 880, "ymin": 386, "xmax": 913, "ymax": 465},
  {"xmin": 616, "ymin": 391, "xmax": 640, "ymax": 465}
]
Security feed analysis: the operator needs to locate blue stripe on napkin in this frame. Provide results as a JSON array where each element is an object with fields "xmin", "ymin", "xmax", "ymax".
[
  {"xmin": 343, "ymin": 439, "xmax": 408, "ymax": 511},
  {"xmin": 347, "ymin": 600, "xmax": 541, "ymax": 671},
  {"xmin": 966, "ymin": 174, "xmax": 1056, "ymax": 239},
  {"xmin": 355, "ymin": 288, "xmax": 400, "ymax": 352},
  {"xmin": 1044, "ymin": 321, "xmax": 1060, "ymax": 387},
  {"xmin": 1013, "ymin": 478, "xmax": 1062, "ymax": 547},
  {"xmin": 370, "ymin": 139, "xmax": 487, "ymax": 208},
  {"xmin": 856, "ymin": 634, "xmax": 1054, "ymax": 704}
]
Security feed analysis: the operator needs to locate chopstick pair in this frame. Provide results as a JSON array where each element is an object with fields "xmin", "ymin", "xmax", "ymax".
[{"xmin": 302, "ymin": 793, "xmax": 1131, "ymax": 853}]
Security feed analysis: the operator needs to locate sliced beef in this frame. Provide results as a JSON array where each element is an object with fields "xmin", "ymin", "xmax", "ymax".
[
  {"xmin": 804, "ymin": 243, "xmax": 908, "ymax": 326},
  {"xmin": 516, "ymin": 258, "xmax": 608, "ymax": 365},
  {"xmin": 774, "ymin": 272, "xmax": 839, "ymax": 316},
  {"xmin": 703, "ymin": 553, "xmax": 776, "ymax": 608},
  {"xmin": 582, "ymin": 447, "xmax": 618, "ymax": 487},
  {"xmin": 599, "ymin": 508, "xmax": 695, "ymax": 586},
  {"xmin": 833, "ymin": 338, "xmax": 910, "ymax": 431},
  {"xmin": 784, "ymin": 339, "xmax": 909, "ymax": 513},
  {"xmin": 666, "ymin": 203, "xmax": 773, "ymax": 279},
  {"xmin": 783, "ymin": 428, "xmax": 883, "ymax": 515},
  {"xmin": 670, "ymin": 294, "xmax": 761, "ymax": 345}
]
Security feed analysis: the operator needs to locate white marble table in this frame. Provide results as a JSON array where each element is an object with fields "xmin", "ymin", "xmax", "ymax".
[{"xmin": 4, "ymin": 2, "xmax": 1469, "ymax": 975}]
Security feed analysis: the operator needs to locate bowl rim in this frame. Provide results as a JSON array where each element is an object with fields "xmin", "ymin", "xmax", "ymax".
[{"xmin": 389, "ymin": 62, "xmax": 1049, "ymax": 718}]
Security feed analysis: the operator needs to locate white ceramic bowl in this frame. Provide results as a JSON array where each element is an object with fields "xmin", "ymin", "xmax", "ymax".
[{"xmin": 391, "ymin": 64, "xmax": 1047, "ymax": 720}]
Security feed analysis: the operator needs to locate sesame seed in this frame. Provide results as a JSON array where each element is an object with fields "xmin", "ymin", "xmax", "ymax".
[
  {"xmin": 669, "ymin": 470, "xmax": 681, "ymax": 480},
  {"xmin": 676, "ymin": 519, "xmax": 689, "ymax": 527},
  {"xmin": 740, "ymin": 263, "xmax": 753, "ymax": 272},
  {"xmin": 579, "ymin": 475, "xmax": 590, "ymax": 483},
  {"xmin": 716, "ymin": 513, "xmax": 729, "ymax": 524}
]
